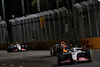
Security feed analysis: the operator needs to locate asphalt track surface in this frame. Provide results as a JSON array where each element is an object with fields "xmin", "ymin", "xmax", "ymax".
[{"xmin": 0, "ymin": 50, "xmax": 100, "ymax": 67}]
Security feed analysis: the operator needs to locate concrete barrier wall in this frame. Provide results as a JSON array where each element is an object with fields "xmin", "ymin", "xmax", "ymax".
[
  {"xmin": 1, "ymin": 38, "xmax": 100, "ymax": 50},
  {"xmin": 22, "ymin": 40, "xmax": 69, "ymax": 50},
  {"xmin": 80, "ymin": 37, "xmax": 100, "ymax": 49},
  {"xmin": 0, "ymin": 40, "xmax": 69, "ymax": 50}
]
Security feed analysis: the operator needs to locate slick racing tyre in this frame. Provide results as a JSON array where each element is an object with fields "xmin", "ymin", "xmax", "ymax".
[
  {"xmin": 50, "ymin": 49, "xmax": 53, "ymax": 56},
  {"xmin": 57, "ymin": 53, "xmax": 63, "ymax": 65},
  {"xmin": 86, "ymin": 49, "xmax": 92, "ymax": 60}
]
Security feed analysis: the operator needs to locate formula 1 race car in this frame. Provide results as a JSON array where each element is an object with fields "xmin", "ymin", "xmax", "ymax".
[
  {"xmin": 50, "ymin": 43, "xmax": 68, "ymax": 56},
  {"xmin": 50, "ymin": 43, "xmax": 60, "ymax": 56},
  {"xmin": 57, "ymin": 46, "xmax": 92, "ymax": 65},
  {"xmin": 7, "ymin": 43, "xmax": 29, "ymax": 52}
]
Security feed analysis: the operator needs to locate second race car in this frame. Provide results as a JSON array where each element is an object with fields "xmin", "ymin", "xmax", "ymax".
[{"xmin": 7, "ymin": 42, "xmax": 29, "ymax": 52}]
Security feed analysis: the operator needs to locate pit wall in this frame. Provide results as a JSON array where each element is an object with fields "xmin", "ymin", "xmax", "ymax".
[
  {"xmin": 80, "ymin": 37, "xmax": 100, "ymax": 49},
  {"xmin": 0, "ymin": 40, "xmax": 69, "ymax": 50}
]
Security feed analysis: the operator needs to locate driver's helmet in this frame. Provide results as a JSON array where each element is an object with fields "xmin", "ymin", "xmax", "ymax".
[
  {"xmin": 61, "ymin": 41, "xmax": 65, "ymax": 45},
  {"xmin": 61, "ymin": 41, "xmax": 66, "ymax": 48},
  {"xmin": 16, "ymin": 42, "xmax": 19, "ymax": 44}
]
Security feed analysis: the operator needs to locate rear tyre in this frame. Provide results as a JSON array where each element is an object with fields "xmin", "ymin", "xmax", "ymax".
[
  {"xmin": 7, "ymin": 49, "xmax": 11, "ymax": 52},
  {"xmin": 87, "ymin": 60, "xmax": 92, "ymax": 63},
  {"xmin": 50, "ymin": 49, "xmax": 53, "ymax": 56},
  {"xmin": 57, "ymin": 52, "xmax": 63, "ymax": 65},
  {"xmin": 57, "ymin": 53, "xmax": 63, "ymax": 60},
  {"xmin": 58, "ymin": 62, "xmax": 62, "ymax": 66},
  {"xmin": 26, "ymin": 49, "xmax": 28, "ymax": 51}
]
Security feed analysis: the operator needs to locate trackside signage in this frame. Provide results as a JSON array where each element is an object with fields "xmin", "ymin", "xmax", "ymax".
[{"xmin": 40, "ymin": 17, "xmax": 45, "ymax": 28}]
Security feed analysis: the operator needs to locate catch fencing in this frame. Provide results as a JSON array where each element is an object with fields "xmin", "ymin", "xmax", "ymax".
[
  {"xmin": 0, "ymin": 21, "xmax": 7, "ymax": 43},
  {"xmin": 8, "ymin": 7, "xmax": 72, "ymax": 43},
  {"xmin": 74, "ymin": 0, "xmax": 100, "ymax": 38}
]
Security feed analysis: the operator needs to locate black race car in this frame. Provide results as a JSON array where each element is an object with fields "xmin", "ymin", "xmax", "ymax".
[{"xmin": 50, "ymin": 43, "xmax": 68, "ymax": 56}]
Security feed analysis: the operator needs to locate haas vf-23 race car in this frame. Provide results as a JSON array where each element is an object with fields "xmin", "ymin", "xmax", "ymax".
[
  {"xmin": 7, "ymin": 43, "xmax": 29, "ymax": 52},
  {"xmin": 57, "ymin": 46, "xmax": 92, "ymax": 65}
]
